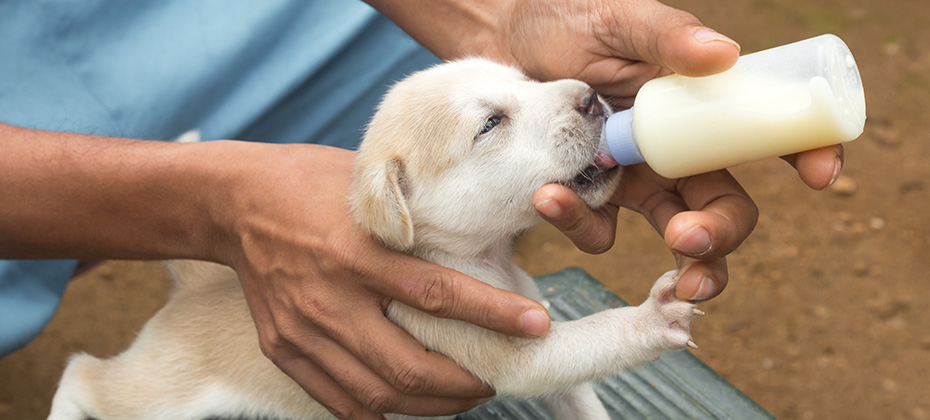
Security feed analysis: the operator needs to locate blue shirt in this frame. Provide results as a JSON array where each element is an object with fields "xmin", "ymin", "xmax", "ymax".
[{"xmin": 0, "ymin": 0, "xmax": 439, "ymax": 357}]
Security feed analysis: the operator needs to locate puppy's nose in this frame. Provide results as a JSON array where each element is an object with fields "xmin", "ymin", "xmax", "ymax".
[{"xmin": 576, "ymin": 88, "xmax": 604, "ymax": 116}]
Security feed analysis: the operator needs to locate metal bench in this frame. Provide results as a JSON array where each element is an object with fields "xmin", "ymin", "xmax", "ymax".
[{"xmin": 458, "ymin": 267, "xmax": 774, "ymax": 420}]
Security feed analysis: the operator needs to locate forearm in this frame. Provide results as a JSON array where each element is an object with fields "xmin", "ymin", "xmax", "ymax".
[
  {"xmin": 363, "ymin": 0, "xmax": 508, "ymax": 61},
  {"xmin": 0, "ymin": 123, "xmax": 221, "ymax": 261}
]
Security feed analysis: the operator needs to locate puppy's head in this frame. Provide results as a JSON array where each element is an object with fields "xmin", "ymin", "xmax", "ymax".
[{"xmin": 351, "ymin": 58, "xmax": 621, "ymax": 253}]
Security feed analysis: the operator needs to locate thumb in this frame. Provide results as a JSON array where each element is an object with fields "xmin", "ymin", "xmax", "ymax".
[{"xmin": 609, "ymin": 0, "xmax": 741, "ymax": 76}]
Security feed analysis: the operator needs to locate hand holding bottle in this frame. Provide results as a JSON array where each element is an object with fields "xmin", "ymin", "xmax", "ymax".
[
  {"xmin": 500, "ymin": 4, "xmax": 848, "ymax": 303},
  {"xmin": 378, "ymin": 0, "xmax": 848, "ymax": 302},
  {"xmin": 605, "ymin": 35, "xmax": 865, "ymax": 179}
]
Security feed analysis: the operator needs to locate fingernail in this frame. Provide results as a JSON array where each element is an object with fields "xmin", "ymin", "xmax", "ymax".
[
  {"xmin": 689, "ymin": 276, "xmax": 716, "ymax": 302},
  {"xmin": 693, "ymin": 27, "xmax": 740, "ymax": 50},
  {"xmin": 828, "ymin": 150, "xmax": 844, "ymax": 186},
  {"xmin": 533, "ymin": 198, "xmax": 562, "ymax": 220},
  {"xmin": 672, "ymin": 226, "xmax": 712, "ymax": 257},
  {"xmin": 520, "ymin": 309, "xmax": 550, "ymax": 337}
]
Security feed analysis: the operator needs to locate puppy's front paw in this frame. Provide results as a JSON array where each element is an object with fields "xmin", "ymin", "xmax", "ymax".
[{"xmin": 639, "ymin": 270, "xmax": 702, "ymax": 353}]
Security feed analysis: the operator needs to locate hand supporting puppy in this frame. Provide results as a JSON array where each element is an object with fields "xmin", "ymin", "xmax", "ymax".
[
  {"xmin": 0, "ymin": 126, "xmax": 548, "ymax": 420},
  {"xmin": 210, "ymin": 143, "xmax": 552, "ymax": 419}
]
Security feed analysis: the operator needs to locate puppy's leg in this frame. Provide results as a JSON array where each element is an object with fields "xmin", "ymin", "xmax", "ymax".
[
  {"xmin": 48, "ymin": 354, "xmax": 98, "ymax": 420},
  {"xmin": 637, "ymin": 270, "xmax": 702, "ymax": 352},
  {"xmin": 541, "ymin": 383, "xmax": 609, "ymax": 420},
  {"xmin": 48, "ymin": 261, "xmax": 330, "ymax": 420},
  {"xmin": 395, "ymin": 270, "xmax": 697, "ymax": 400},
  {"xmin": 48, "ymin": 346, "xmax": 213, "ymax": 420},
  {"xmin": 509, "ymin": 270, "xmax": 696, "ymax": 396}
]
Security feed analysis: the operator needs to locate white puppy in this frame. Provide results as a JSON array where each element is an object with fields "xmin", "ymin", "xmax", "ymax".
[{"xmin": 48, "ymin": 58, "xmax": 698, "ymax": 420}]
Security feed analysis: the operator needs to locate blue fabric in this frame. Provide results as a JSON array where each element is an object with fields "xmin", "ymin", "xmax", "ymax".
[
  {"xmin": 0, "ymin": 0, "xmax": 439, "ymax": 357},
  {"xmin": 0, "ymin": 261, "xmax": 76, "ymax": 357}
]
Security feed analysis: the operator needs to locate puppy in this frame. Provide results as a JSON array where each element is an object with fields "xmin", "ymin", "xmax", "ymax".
[{"xmin": 48, "ymin": 58, "xmax": 699, "ymax": 420}]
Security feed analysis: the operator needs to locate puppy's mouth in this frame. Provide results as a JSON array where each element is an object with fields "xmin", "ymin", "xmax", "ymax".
[{"xmin": 561, "ymin": 152, "xmax": 620, "ymax": 190}]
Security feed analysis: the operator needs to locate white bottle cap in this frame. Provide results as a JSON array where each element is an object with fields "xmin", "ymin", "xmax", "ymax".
[{"xmin": 604, "ymin": 109, "xmax": 645, "ymax": 166}]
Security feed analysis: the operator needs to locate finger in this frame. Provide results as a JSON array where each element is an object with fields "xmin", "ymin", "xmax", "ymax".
[
  {"xmin": 616, "ymin": 168, "xmax": 753, "ymax": 302},
  {"xmin": 347, "ymin": 307, "xmax": 495, "ymax": 399},
  {"xmin": 532, "ymin": 183, "xmax": 619, "ymax": 254},
  {"xmin": 781, "ymin": 144, "xmax": 844, "ymax": 190},
  {"xmin": 273, "ymin": 348, "xmax": 385, "ymax": 420},
  {"xmin": 661, "ymin": 171, "xmax": 758, "ymax": 260},
  {"xmin": 583, "ymin": 59, "xmax": 668, "ymax": 102},
  {"xmin": 364, "ymin": 253, "xmax": 551, "ymax": 338},
  {"xmin": 606, "ymin": 0, "xmax": 740, "ymax": 76},
  {"xmin": 291, "ymin": 325, "xmax": 489, "ymax": 416},
  {"xmin": 664, "ymin": 172, "xmax": 754, "ymax": 302},
  {"xmin": 674, "ymin": 256, "xmax": 730, "ymax": 302}
]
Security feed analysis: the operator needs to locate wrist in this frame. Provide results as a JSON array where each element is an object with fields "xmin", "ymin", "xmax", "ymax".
[
  {"xmin": 188, "ymin": 140, "xmax": 267, "ymax": 268},
  {"xmin": 364, "ymin": 0, "xmax": 512, "ymax": 61},
  {"xmin": 195, "ymin": 141, "xmax": 359, "ymax": 273}
]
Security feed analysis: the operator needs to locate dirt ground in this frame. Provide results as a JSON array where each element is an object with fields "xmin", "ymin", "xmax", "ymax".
[{"xmin": 2, "ymin": 0, "xmax": 929, "ymax": 419}]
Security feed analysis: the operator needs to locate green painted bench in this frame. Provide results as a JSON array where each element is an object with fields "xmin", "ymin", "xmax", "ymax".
[{"xmin": 458, "ymin": 267, "xmax": 773, "ymax": 420}]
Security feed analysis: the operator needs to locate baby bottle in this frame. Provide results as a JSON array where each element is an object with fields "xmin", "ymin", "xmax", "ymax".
[{"xmin": 604, "ymin": 34, "xmax": 866, "ymax": 179}]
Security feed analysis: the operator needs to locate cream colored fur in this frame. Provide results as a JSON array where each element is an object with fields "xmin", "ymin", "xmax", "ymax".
[{"xmin": 48, "ymin": 58, "xmax": 698, "ymax": 420}]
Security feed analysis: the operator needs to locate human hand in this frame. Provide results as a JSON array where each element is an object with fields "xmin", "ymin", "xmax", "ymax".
[
  {"xmin": 488, "ymin": 0, "xmax": 741, "ymax": 107},
  {"xmin": 370, "ymin": 0, "xmax": 841, "ymax": 306},
  {"xmin": 483, "ymin": 0, "xmax": 844, "ymax": 301},
  {"xmin": 205, "ymin": 143, "xmax": 549, "ymax": 419},
  {"xmin": 534, "ymin": 145, "xmax": 842, "ymax": 302}
]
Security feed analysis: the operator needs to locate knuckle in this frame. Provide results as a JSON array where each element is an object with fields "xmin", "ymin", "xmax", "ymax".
[
  {"xmin": 412, "ymin": 271, "xmax": 457, "ymax": 316},
  {"xmin": 257, "ymin": 329, "xmax": 289, "ymax": 361},
  {"xmin": 576, "ymin": 229, "xmax": 615, "ymax": 254},
  {"xmin": 320, "ymin": 400, "xmax": 365, "ymax": 420},
  {"xmin": 296, "ymin": 292, "xmax": 347, "ymax": 334},
  {"xmin": 566, "ymin": 214, "xmax": 615, "ymax": 254},
  {"xmin": 257, "ymin": 317, "xmax": 325, "ymax": 366},
  {"xmin": 555, "ymin": 205, "xmax": 586, "ymax": 233},
  {"xmin": 388, "ymin": 358, "xmax": 430, "ymax": 394},
  {"xmin": 319, "ymin": 238, "xmax": 358, "ymax": 275},
  {"xmin": 362, "ymin": 386, "xmax": 400, "ymax": 414},
  {"xmin": 300, "ymin": 294, "xmax": 337, "ymax": 323}
]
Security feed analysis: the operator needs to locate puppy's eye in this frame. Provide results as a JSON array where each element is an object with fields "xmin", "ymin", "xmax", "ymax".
[{"xmin": 479, "ymin": 115, "xmax": 503, "ymax": 135}]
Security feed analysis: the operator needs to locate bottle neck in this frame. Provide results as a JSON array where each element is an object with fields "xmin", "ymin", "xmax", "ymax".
[{"xmin": 604, "ymin": 108, "xmax": 644, "ymax": 166}]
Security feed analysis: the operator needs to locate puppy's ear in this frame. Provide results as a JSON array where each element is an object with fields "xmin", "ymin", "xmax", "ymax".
[{"xmin": 351, "ymin": 157, "xmax": 415, "ymax": 250}]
